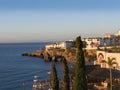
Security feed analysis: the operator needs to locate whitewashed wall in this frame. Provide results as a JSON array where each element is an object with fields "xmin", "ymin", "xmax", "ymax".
[{"xmin": 95, "ymin": 51, "xmax": 120, "ymax": 70}]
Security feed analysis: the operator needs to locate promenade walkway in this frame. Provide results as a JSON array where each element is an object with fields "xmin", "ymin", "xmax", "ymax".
[{"xmin": 32, "ymin": 78, "xmax": 64, "ymax": 90}]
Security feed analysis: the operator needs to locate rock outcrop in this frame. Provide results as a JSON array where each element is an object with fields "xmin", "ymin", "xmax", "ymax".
[
  {"xmin": 22, "ymin": 48, "xmax": 97, "ymax": 62},
  {"xmin": 22, "ymin": 48, "xmax": 77, "ymax": 62}
]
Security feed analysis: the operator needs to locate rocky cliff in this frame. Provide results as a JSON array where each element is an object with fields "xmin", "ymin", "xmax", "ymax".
[
  {"xmin": 22, "ymin": 48, "xmax": 77, "ymax": 62},
  {"xmin": 22, "ymin": 48, "xmax": 96, "ymax": 62}
]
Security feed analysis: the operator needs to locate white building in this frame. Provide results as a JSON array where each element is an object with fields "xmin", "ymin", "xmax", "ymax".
[
  {"xmin": 100, "ymin": 30, "xmax": 120, "ymax": 46},
  {"xmin": 103, "ymin": 33, "xmax": 114, "ymax": 38},
  {"xmin": 115, "ymin": 30, "xmax": 120, "ymax": 36},
  {"xmin": 100, "ymin": 33, "xmax": 115, "ymax": 46},
  {"xmin": 45, "ymin": 41, "xmax": 71, "ymax": 51},
  {"xmin": 94, "ymin": 51, "xmax": 120, "ymax": 70},
  {"xmin": 83, "ymin": 37, "xmax": 101, "ymax": 49}
]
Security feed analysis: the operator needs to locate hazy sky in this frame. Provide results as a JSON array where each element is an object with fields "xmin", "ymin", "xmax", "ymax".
[{"xmin": 0, "ymin": 0, "xmax": 120, "ymax": 43}]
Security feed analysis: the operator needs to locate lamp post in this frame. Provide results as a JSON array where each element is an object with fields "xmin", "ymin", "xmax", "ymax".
[
  {"xmin": 33, "ymin": 75, "xmax": 38, "ymax": 89},
  {"xmin": 47, "ymin": 71, "xmax": 51, "ymax": 90},
  {"xmin": 104, "ymin": 42, "xmax": 107, "ymax": 68},
  {"xmin": 104, "ymin": 42, "xmax": 107, "ymax": 60},
  {"xmin": 22, "ymin": 82, "xmax": 26, "ymax": 90}
]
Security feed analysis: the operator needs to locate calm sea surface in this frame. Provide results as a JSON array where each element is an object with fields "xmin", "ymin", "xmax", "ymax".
[{"xmin": 0, "ymin": 43, "xmax": 62, "ymax": 90}]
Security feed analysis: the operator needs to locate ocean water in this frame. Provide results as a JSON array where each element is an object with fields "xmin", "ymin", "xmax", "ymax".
[{"xmin": 0, "ymin": 43, "xmax": 62, "ymax": 90}]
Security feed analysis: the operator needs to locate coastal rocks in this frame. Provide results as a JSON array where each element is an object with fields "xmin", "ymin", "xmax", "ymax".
[
  {"xmin": 22, "ymin": 50, "xmax": 44, "ymax": 58},
  {"xmin": 22, "ymin": 48, "xmax": 97, "ymax": 62},
  {"xmin": 22, "ymin": 49, "xmax": 66, "ymax": 62},
  {"xmin": 43, "ymin": 52, "xmax": 51, "ymax": 61},
  {"xmin": 22, "ymin": 48, "xmax": 73, "ymax": 62},
  {"xmin": 22, "ymin": 53, "xmax": 28, "ymax": 56},
  {"xmin": 51, "ymin": 55, "xmax": 64, "ymax": 62}
]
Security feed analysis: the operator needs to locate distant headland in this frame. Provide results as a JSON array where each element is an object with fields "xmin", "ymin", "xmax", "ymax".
[{"xmin": 22, "ymin": 30, "xmax": 120, "ymax": 64}]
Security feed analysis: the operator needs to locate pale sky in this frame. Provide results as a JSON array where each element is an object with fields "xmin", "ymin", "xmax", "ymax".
[{"xmin": 0, "ymin": 0, "xmax": 120, "ymax": 43}]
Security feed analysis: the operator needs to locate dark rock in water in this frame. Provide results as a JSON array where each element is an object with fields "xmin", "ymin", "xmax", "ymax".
[
  {"xmin": 40, "ymin": 53, "xmax": 44, "ymax": 58},
  {"xmin": 22, "ymin": 53, "xmax": 28, "ymax": 56}
]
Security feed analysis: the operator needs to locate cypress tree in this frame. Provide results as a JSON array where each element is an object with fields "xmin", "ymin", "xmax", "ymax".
[
  {"xmin": 51, "ymin": 64, "xmax": 59, "ymax": 90},
  {"xmin": 62, "ymin": 58, "xmax": 70, "ymax": 90},
  {"xmin": 73, "ymin": 36, "xmax": 88, "ymax": 90}
]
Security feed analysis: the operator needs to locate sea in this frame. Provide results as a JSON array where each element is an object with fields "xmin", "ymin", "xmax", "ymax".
[{"xmin": 0, "ymin": 43, "xmax": 62, "ymax": 90}]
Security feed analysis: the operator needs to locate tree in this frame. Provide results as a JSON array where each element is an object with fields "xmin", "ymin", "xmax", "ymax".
[
  {"xmin": 114, "ymin": 35, "xmax": 120, "ymax": 46},
  {"xmin": 73, "ymin": 36, "xmax": 88, "ymax": 90},
  {"xmin": 102, "ymin": 57, "xmax": 118, "ymax": 90},
  {"xmin": 62, "ymin": 58, "xmax": 70, "ymax": 90},
  {"xmin": 116, "ymin": 35, "xmax": 120, "ymax": 46},
  {"xmin": 71, "ymin": 40, "xmax": 76, "ymax": 48},
  {"xmin": 51, "ymin": 64, "xmax": 59, "ymax": 90}
]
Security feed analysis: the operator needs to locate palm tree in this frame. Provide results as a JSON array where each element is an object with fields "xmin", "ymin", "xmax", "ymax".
[{"xmin": 102, "ymin": 57, "xmax": 118, "ymax": 90}]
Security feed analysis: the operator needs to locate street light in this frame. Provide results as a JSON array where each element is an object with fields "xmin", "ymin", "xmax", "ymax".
[
  {"xmin": 104, "ymin": 42, "xmax": 107, "ymax": 68},
  {"xmin": 104, "ymin": 42, "xmax": 107, "ymax": 60},
  {"xmin": 22, "ymin": 82, "xmax": 26, "ymax": 90},
  {"xmin": 47, "ymin": 72, "xmax": 51, "ymax": 81},
  {"xmin": 33, "ymin": 75, "xmax": 38, "ymax": 89},
  {"xmin": 34, "ymin": 75, "xmax": 38, "ymax": 79},
  {"xmin": 47, "ymin": 71, "xmax": 51, "ymax": 90}
]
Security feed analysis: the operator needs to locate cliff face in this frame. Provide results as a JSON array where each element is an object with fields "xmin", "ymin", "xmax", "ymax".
[
  {"xmin": 22, "ymin": 48, "xmax": 77, "ymax": 62},
  {"xmin": 22, "ymin": 48, "xmax": 96, "ymax": 62},
  {"xmin": 46, "ymin": 48, "xmax": 76, "ymax": 62}
]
